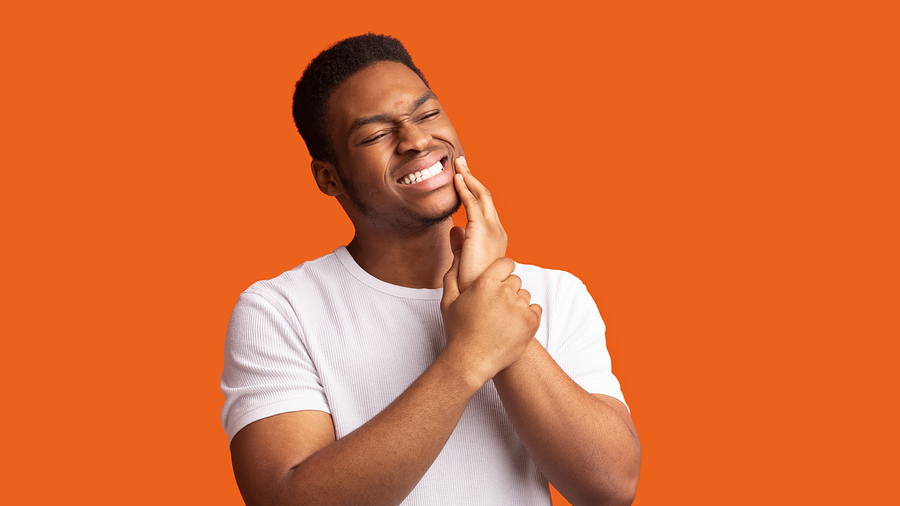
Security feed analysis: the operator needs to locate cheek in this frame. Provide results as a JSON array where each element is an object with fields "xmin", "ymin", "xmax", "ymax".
[
  {"xmin": 430, "ymin": 123, "xmax": 462, "ymax": 148},
  {"xmin": 346, "ymin": 152, "xmax": 392, "ymax": 183}
]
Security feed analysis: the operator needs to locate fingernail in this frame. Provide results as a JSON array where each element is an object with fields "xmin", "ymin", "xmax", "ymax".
[{"xmin": 459, "ymin": 156, "xmax": 468, "ymax": 169}]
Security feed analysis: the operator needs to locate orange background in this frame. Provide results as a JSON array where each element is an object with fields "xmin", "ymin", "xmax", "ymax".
[{"xmin": 2, "ymin": 1, "xmax": 897, "ymax": 504}]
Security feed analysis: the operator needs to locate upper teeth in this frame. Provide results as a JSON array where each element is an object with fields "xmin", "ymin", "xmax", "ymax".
[{"xmin": 401, "ymin": 161, "xmax": 443, "ymax": 185}]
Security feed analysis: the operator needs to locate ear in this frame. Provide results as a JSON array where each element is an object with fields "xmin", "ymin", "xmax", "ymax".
[{"xmin": 311, "ymin": 159, "xmax": 343, "ymax": 196}]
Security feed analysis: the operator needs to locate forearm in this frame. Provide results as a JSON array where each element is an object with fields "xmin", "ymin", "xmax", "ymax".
[
  {"xmin": 275, "ymin": 354, "xmax": 482, "ymax": 506},
  {"xmin": 256, "ymin": 255, "xmax": 537, "ymax": 506},
  {"xmin": 493, "ymin": 339, "xmax": 641, "ymax": 506}
]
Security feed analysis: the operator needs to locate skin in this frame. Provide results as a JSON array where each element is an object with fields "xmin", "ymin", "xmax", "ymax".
[{"xmin": 230, "ymin": 61, "xmax": 641, "ymax": 506}]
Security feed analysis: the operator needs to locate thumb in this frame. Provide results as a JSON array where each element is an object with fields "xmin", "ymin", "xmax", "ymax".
[
  {"xmin": 442, "ymin": 228, "xmax": 464, "ymax": 306},
  {"xmin": 449, "ymin": 225, "xmax": 465, "ymax": 253}
]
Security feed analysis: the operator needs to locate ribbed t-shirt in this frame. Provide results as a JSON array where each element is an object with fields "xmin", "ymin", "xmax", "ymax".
[{"xmin": 221, "ymin": 246, "xmax": 626, "ymax": 505}]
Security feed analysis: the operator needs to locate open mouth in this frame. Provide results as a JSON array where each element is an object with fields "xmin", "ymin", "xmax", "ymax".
[{"xmin": 398, "ymin": 158, "xmax": 445, "ymax": 185}]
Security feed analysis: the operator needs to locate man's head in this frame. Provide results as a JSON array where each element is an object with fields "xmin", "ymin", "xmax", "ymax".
[
  {"xmin": 292, "ymin": 33, "xmax": 429, "ymax": 164},
  {"xmin": 292, "ymin": 35, "xmax": 464, "ymax": 234}
]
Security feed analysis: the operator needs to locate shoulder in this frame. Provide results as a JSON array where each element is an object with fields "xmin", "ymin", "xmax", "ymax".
[
  {"xmin": 239, "ymin": 249, "xmax": 345, "ymax": 303},
  {"xmin": 512, "ymin": 262, "xmax": 602, "ymax": 333},
  {"xmin": 512, "ymin": 261, "xmax": 587, "ymax": 298},
  {"xmin": 226, "ymin": 249, "xmax": 351, "ymax": 336}
]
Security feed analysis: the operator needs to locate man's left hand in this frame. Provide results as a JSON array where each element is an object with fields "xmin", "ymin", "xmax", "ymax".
[{"xmin": 451, "ymin": 156, "xmax": 508, "ymax": 292}]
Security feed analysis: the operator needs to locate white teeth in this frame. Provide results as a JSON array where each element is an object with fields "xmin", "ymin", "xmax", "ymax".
[{"xmin": 400, "ymin": 160, "xmax": 443, "ymax": 185}]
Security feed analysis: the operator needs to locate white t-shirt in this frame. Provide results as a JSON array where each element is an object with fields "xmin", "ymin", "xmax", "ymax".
[{"xmin": 221, "ymin": 246, "xmax": 626, "ymax": 505}]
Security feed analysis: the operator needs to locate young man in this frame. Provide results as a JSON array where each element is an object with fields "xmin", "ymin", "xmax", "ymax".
[{"xmin": 221, "ymin": 34, "xmax": 641, "ymax": 506}]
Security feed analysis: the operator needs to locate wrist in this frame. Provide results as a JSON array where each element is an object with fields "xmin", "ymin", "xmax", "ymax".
[
  {"xmin": 494, "ymin": 338, "xmax": 542, "ymax": 383},
  {"xmin": 437, "ymin": 340, "xmax": 493, "ymax": 393}
]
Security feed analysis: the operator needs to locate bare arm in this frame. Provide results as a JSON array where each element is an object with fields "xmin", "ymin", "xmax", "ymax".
[
  {"xmin": 453, "ymin": 157, "xmax": 641, "ymax": 505},
  {"xmin": 493, "ymin": 341, "xmax": 641, "ymax": 506},
  {"xmin": 230, "ymin": 256, "xmax": 542, "ymax": 506},
  {"xmin": 232, "ymin": 354, "xmax": 478, "ymax": 506}
]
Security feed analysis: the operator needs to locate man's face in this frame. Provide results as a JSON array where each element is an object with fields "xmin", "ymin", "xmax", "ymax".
[{"xmin": 322, "ymin": 61, "xmax": 463, "ymax": 233}]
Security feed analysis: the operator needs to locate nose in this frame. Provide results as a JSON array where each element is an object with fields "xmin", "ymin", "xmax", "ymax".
[{"xmin": 396, "ymin": 122, "xmax": 432, "ymax": 154}]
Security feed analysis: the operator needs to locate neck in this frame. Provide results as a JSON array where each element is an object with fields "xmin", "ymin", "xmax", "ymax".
[{"xmin": 345, "ymin": 219, "xmax": 454, "ymax": 289}]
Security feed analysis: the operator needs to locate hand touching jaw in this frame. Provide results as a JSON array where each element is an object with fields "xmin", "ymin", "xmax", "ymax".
[{"xmin": 449, "ymin": 156, "xmax": 509, "ymax": 292}]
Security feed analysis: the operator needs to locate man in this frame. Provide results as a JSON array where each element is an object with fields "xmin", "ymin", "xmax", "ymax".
[{"xmin": 221, "ymin": 34, "xmax": 641, "ymax": 506}]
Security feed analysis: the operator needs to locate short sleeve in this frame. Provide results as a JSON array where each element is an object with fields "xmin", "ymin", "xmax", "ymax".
[
  {"xmin": 550, "ymin": 276, "xmax": 629, "ymax": 412},
  {"xmin": 220, "ymin": 288, "xmax": 330, "ymax": 445}
]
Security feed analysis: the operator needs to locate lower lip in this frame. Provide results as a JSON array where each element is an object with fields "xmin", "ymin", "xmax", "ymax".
[{"xmin": 398, "ymin": 159, "xmax": 453, "ymax": 192}]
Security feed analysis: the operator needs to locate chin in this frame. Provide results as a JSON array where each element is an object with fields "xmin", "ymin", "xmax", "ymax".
[{"xmin": 403, "ymin": 194, "xmax": 462, "ymax": 231}]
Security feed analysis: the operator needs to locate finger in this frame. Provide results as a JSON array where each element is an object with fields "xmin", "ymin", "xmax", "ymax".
[
  {"xmin": 480, "ymin": 257, "xmax": 516, "ymax": 283},
  {"xmin": 458, "ymin": 155, "xmax": 472, "ymax": 174},
  {"xmin": 457, "ymin": 157, "xmax": 500, "ymax": 223},
  {"xmin": 503, "ymin": 274, "xmax": 523, "ymax": 294},
  {"xmin": 454, "ymin": 160, "xmax": 484, "ymax": 222},
  {"xmin": 517, "ymin": 287, "xmax": 531, "ymax": 305},
  {"xmin": 442, "ymin": 237, "xmax": 462, "ymax": 304},
  {"xmin": 530, "ymin": 303, "xmax": 543, "ymax": 320},
  {"xmin": 449, "ymin": 225, "xmax": 465, "ymax": 254},
  {"xmin": 454, "ymin": 155, "xmax": 470, "ymax": 179},
  {"xmin": 457, "ymin": 156, "xmax": 491, "ymax": 201}
]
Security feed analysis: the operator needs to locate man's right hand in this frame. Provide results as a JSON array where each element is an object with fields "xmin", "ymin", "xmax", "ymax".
[
  {"xmin": 440, "ymin": 250, "xmax": 542, "ymax": 387},
  {"xmin": 232, "ymin": 252, "xmax": 539, "ymax": 506}
]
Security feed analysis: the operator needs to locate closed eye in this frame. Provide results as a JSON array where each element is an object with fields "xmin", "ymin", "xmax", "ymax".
[
  {"xmin": 359, "ymin": 130, "xmax": 393, "ymax": 145},
  {"xmin": 417, "ymin": 110, "xmax": 441, "ymax": 122}
]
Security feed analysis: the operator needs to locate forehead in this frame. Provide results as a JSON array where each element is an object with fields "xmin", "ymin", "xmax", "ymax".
[{"xmin": 326, "ymin": 61, "xmax": 431, "ymax": 134}]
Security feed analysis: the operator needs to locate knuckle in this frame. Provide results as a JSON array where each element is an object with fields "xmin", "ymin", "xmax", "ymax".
[{"xmin": 472, "ymin": 275, "xmax": 491, "ymax": 290}]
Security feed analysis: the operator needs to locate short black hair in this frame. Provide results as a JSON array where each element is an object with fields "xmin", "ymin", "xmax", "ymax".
[{"xmin": 292, "ymin": 33, "xmax": 430, "ymax": 163}]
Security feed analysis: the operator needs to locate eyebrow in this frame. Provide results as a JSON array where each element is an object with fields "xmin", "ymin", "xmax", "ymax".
[{"xmin": 347, "ymin": 90, "xmax": 438, "ymax": 136}]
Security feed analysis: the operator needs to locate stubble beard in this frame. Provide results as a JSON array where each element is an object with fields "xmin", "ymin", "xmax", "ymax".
[{"xmin": 337, "ymin": 167, "xmax": 462, "ymax": 233}]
